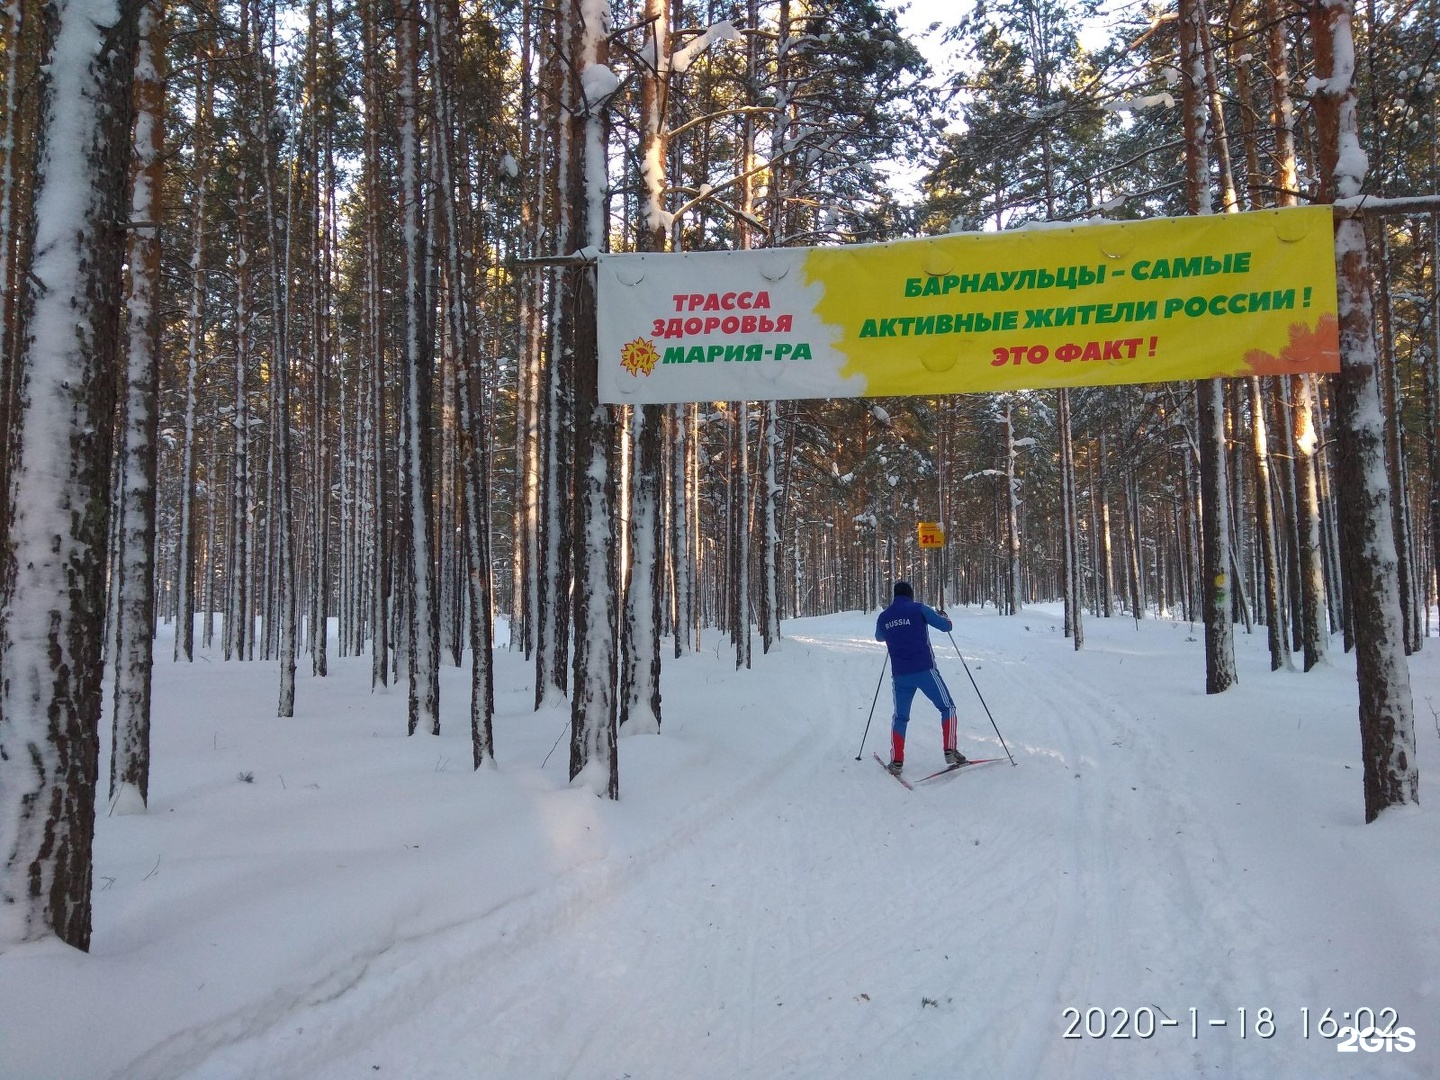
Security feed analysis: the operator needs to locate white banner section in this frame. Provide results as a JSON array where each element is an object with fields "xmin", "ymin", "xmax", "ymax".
[{"xmin": 596, "ymin": 248, "xmax": 859, "ymax": 405}]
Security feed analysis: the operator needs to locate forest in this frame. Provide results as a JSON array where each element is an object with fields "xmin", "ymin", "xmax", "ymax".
[{"xmin": 0, "ymin": 0, "xmax": 1437, "ymax": 952}]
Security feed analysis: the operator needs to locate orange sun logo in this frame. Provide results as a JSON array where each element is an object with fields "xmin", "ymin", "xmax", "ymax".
[{"xmin": 620, "ymin": 337, "xmax": 661, "ymax": 377}]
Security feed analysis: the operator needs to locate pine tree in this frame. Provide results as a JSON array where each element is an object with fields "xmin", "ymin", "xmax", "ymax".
[
  {"xmin": 1308, "ymin": 0, "xmax": 1419, "ymax": 821},
  {"xmin": 565, "ymin": 0, "xmax": 619, "ymax": 797},
  {"xmin": 0, "ymin": 0, "xmax": 142, "ymax": 951},
  {"xmin": 110, "ymin": 0, "xmax": 166, "ymax": 808}
]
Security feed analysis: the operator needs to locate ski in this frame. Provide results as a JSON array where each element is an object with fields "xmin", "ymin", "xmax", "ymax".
[
  {"xmin": 873, "ymin": 751, "xmax": 913, "ymax": 789},
  {"xmin": 914, "ymin": 758, "xmax": 1003, "ymax": 784}
]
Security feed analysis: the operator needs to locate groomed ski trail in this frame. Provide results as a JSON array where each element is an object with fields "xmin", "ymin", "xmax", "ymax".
[{"xmin": 108, "ymin": 609, "xmax": 1434, "ymax": 1080}]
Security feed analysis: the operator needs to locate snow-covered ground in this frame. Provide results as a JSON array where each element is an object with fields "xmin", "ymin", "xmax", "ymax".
[{"xmin": 2, "ymin": 604, "xmax": 1437, "ymax": 1079}]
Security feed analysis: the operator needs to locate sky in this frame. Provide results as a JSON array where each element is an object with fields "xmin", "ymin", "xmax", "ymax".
[{"xmin": 1, "ymin": 603, "xmax": 1436, "ymax": 1079}]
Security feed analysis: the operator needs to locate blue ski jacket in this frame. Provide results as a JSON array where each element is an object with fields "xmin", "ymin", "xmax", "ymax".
[{"xmin": 875, "ymin": 597, "xmax": 952, "ymax": 676}]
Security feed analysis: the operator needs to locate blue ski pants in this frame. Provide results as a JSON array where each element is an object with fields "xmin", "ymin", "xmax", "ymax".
[{"xmin": 891, "ymin": 667, "xmax": 956, "ymax": 753}]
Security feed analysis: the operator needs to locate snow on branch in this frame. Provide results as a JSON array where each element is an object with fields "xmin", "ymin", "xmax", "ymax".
[
  {"xmin": 1332, "ymin": 192, "xmax": 1440, "ymax": 217},
  {"xmin": 671, "ymin": 21, "xmax": 741, "ymax": 74},
  {"xmin": 581, "ymin": 63, "xmax": 622, "ymax": 108}
]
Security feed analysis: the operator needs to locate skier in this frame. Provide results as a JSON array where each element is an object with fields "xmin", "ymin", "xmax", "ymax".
[{"xmin": 875, "ymin": 580, "xmax": 965, "ymax": 777}]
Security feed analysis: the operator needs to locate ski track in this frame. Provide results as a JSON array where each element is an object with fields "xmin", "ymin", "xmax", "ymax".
[
  {"xmin": 925, "ymin": 625, "xmax": 1304, "ymax": 1079},
  {"xmin": 977, "ymin": 639, "xmax": 1235, "ymax": 1078},
  {"xmin": 122, "ymin": 647, "xmax": 853, "ymax": 1080},
  {"xmin": 101, "ymin": 617, "xmax": 1433, "ymax": 1080}
]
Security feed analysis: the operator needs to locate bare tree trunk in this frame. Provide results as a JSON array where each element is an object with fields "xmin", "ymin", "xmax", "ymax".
[
  {"xmin": 310, "ymin": 0, "xmax": 335, "ymax": 678},
  {"xmin": 1427, "ymin": 208, "xmax": 1440, "ymax": 653},
  {"xmin": 510, "ymin": 0, "xmax": 540, "ymax": 658},
  {"xmin": 1248, "ymin": 378, "xmax": 1287, "ymax": 670},
  {"xmin": 759, "ymin": 401, "xmax": 781, "ymax": 650},
  {"xmin": 619, "ymin": 0, "xmax": 668, "ymax": 734},
  {"xmin": 394, "ymin": 0, "xmax": 439, "ymax": 735},
  {"xmin": 1264, "ymin": 0, "xmax": 1328, "ymax": 669},
  {"xmin": 535, "ymin": 0, "xmax": 572, "ymax": 709},
  {"xmin": 757, "ymin": 0, "xmax": 790, "ymax": 650},
  {"xmin": 174, "ymin": 29, "xmax": 212, "ymax": 663},
  {"xmin": 228, "ymin": 164, "xmax": 251, "ymax": 663},
  {"xmin": 731, "ymin": 402, "xmax": 751, "ymax": 668},
  {"xmin": 0, "ymin": 0, "xmax": 141, "ymax": 951},
  {"xmin": 566, "ymin": 0, "xmax": 618, "ymax": 797},
  {"xmin": 0, "ymin": 0, "xmax": 40, "ymax": 548},
  {"xmin": 1291, "ymin": 374, "xmax": 1329, "ymax": 668},
  {"xmin": 110, "ymin": 0, "xmax": 165, "ymax": 807},
  {"xmin": 1124, "ymin": 467, "xmax": 1145, "ymax": 618},
  {"xmin": 1003, "ymin": 399, "xmax": 1023, "ymax": 614},
  {"xmin": 1096, "ymin": 438, "xmax": 1115, "ymax": 617},
  {"xmin": 1180, "ymin": 0, "xmax": 1236, "ymax": 692},
  {"xmin": 430, "ymin": 0, "xmax": 493, "ymax": 764},
  {"xmin": 273, "ymin": 308, "xmax": 298, "ymax": 718},
  {"xmin": 1309, "ymin": 0, "xmax": 1418, "ymax": 822},
  {"xmin": 1058, "ymin": 388, "xmax": 1082, "ymax": 648},
  {"xmin": 203, "ymin": 440, "xmax": 219, "ymax": 650},
  {"xmin": 1374, "ymin": 228, "xmax": 1417, "ymax": 653},
  {"xmin": 361, "ymin": 0, "xmax": 388, "ymax": 687},
  {"xmin": 671, "ymin": 403, "xmax": 693, "ymax": 656}
]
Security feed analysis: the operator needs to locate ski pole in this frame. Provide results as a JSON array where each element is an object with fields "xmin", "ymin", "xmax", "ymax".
[
  {"xmin": 946, "ymin": 631, "xmax": 1016, "ymax": 766},
  {"xmin": 855, "ymin": 654, "xmax": 889, "ymax": 760}
]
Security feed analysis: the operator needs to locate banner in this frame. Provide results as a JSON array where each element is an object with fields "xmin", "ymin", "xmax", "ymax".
[{"xmin": 596, "ymin": 206, "xmax": 1339, "ymax": 405}]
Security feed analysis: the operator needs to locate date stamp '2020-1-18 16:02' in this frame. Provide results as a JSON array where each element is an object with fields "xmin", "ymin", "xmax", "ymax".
[{"xmin": 1062, "ymin": 1005, "xmax": 1417, "ymax": 1054}]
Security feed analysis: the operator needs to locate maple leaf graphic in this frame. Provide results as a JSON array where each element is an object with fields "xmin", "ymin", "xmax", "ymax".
[{"xmin": 1244, "ymin": 315, "xmax": 1340, "ymax": 376}]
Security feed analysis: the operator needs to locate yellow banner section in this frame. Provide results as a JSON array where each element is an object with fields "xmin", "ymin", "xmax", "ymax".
[{"xmin": 596, "ymin": 207, "xmax": 1339, "ymax": 405}]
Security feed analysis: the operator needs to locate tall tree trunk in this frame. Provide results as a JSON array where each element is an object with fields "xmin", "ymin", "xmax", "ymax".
[
  {"xmin": 1125, "ymin": 467, "xmax": 1145, "ymax": 618},
  {"xmin": 619, "ymin": 0, "xmax": 668, "ymax": 735},
  {"xmin": 757, "ymin": 0, "xmax": 790, "ymax": 651},
  {"xmin": 535, "ymin": 0, "xmax": 572, "ymax": 709},
  {"xmin": 430, "ymin": 0, "xmax": 494, "ymax": 764},
  {"xmin": 1427, "ymin": 209, "xmax": 1440, "ymax": 653},
  {"xmin": 308, "ymin": 0, "xmax": 335, "ymax": 678},
  {"xmin": 1096, "ymin": 437, "xmax": 1115, "ymax": 618},
  {"xmin": 1058, "ymin": 388, "xmax": 1082, "ymax": 648},
  {"xmin": 510, "ymin": 0, "xmax": 539, "ymax": 658},
  {"xmin": 671, "ymin": 403, "xmax": 693, "ymax": 656},
  {"xmin": 566, "ymin": 0, "xmax": 618, "ymax": 797},
  {"xmin": 1180, "ymin": 0, "xmax": 1236, "ymax": 692},
  {"xmin": 0, "ymin": 0, "xmax": 40, "ymax": 547},
  {"xmin": 1374, "ymin": 228, "xmax": 1417, "ymax": 653},
  {"xmin": 228, "ymin": 164, "xmax": 251, "ymax": 663},
  {"xmin": 252, "ymin": 0, "xmax": 297, "ymax": 713},
  {"xmin": 1003, "ymin": 399, "xmax": 1023, "ymax": 614},
  {"xmin": 758, "ymin": 400, "xmax": 780, "ymax": 650},
  {"xmin": 361, "ymin": 0, "xmax": 388, "ymax": 687},
  {"xmin": 110, "ymin": 0, "xmax": 165, "ymax": 807},
  {"xmin": 0, "ymin": 0, "xmax": 141, "ymax": 951},
  {"xmin": 731, "ymin": 402, "xmax": 750, "ymax": 668},
  {"xmin": 1248, "ymin": 378, "xmax": 1287, "ymax": 670},
  {"xmin": 1263, "ymin": 0, "xmax": 1328, "ymax": 667},
  {"xmin": 174, "ymin": 27, "xmax": 212, "ymax": 663},
  {"xmin": 1291, "ymin": 374, "xmax": 1329, "ymax": 668},
  {"xmin": 202, "ymin": 439, "xmax": 218, "ymax": 649},
  {"xmin": 395, "ymin": 0, "xmax": 439, "ymax": 735},
  {"xmin": 1309, "ymin": 0, "xmax": 1418, "ymax": 822}
]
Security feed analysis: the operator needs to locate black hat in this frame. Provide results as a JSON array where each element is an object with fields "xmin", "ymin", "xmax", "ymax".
[{"xmin": 893, "ymin": 581, "xmax": 913, "ymax": 599}]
